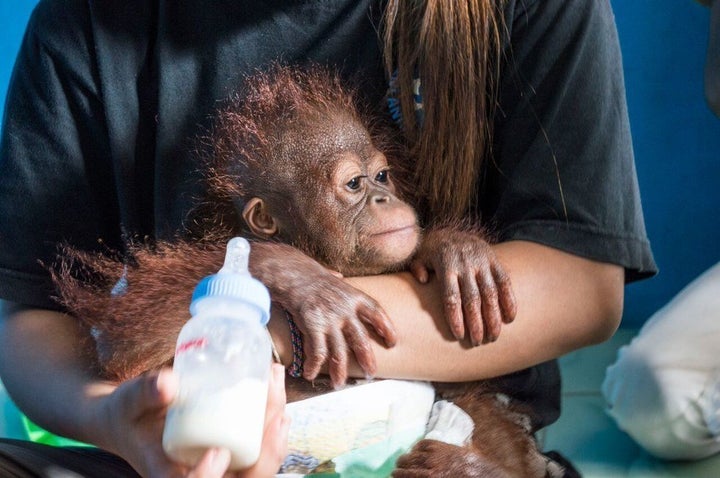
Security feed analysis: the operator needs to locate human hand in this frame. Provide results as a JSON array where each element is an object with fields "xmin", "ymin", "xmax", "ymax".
[
  {"xmin": 251, "ymin": 243, "xmax": 397, "ymax": 388},
  {"xmin": 233, "ymin": 363, "xmax": 290, "ymax": 478},
  {"xmin": 410, "ymin": 227, "xmax": 516, "ymax": 345},
  {"xmin": 99, "ymin": 363, "xmax": 289, "ymax": 478}
]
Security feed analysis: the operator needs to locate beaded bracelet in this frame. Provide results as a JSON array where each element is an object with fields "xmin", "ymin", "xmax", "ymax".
[{"xmin": 285, "ymin": 309, "xmax": 304, "ymax": 378}]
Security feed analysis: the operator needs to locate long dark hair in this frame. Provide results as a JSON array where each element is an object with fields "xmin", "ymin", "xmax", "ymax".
[{"xmin": 382, "ymin": 0, "xmax": 505, "ymax": 223}]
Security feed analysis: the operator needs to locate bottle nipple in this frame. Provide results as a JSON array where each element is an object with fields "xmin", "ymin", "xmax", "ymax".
[
  {"xmin": 189, "ymin": 237, "xmax": 271, "ymax": 324},
  {"xmin": 219, "ymin": 237, "xmax": 251, "ymax": 275}
]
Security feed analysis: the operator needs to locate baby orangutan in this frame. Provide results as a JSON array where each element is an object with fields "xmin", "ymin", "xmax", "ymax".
[{"xmin": 53, "ymin": 65, "xmax": 563, "ymax": 477}]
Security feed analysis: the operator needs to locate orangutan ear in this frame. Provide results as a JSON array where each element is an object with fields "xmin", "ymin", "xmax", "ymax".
[{"xmin": 242, "ymin": 197, "xmax": 279, "ymax": 239}]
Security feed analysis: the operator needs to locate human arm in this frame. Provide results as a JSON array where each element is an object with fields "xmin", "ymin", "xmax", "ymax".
[
  {"xmin": 0, "ymin": 301, "xmax": 289, "ymax": 478},
  {"xmin": 48, "ymin": 236, "xmax": 611, "ymax": 387},
  {"xmin": 269, "ymin": 239, "xmax": 624, "ymax": 382}
]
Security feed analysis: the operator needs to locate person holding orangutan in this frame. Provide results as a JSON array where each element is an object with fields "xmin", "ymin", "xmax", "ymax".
[
  {"xmin": 0, "ymin": 0, "xmax": 656, "ymax": 477},
  {"xmin": 51, "ymin": 64, "xmax": 550, "ymax": 477}
]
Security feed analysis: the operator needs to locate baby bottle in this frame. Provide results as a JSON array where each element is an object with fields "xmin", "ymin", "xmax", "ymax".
[{"xmin": 162, "ymin": 237, "xmax": 272, "ymax": 470}]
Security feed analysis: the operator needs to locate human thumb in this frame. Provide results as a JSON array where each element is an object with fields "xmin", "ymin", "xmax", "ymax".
[{"xmin": 120, "ymin": 368, "xmax": 178, "ymax": 418}]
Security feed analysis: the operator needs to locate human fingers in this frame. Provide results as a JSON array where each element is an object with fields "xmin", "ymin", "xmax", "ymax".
[
  {"xmin": 186, "ymin": 448, "xmax": 232, "ymax": 478},
  {"xmin": 106, "ymin": 369, "xmax": 182, "ymax": 477},
  {"xmin": 260, "ymin": 365, "xmax": 290, "ymax": 473},
  {"xmin": 239, "ymin": 411, "xmax": 290, "ymax": 478},
  {"xmin": 236, "ymin": 365, "xmax": 289, "ymax": 478},
  {"xmin": 267, "ymin": 363, "xmax": 287, "ymax": 414},
  {"xmin": 185, "ymin": 366, "xmax": 290, "ymax": 478},
  {"xmin": 117, "ymin": 368, "xmax": 177, "ymax": 419}
]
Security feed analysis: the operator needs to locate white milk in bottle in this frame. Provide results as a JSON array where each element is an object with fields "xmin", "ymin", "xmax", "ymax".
[{"xmin": 162, "ymin": 237, "xmax": 272, "ymax": 470}]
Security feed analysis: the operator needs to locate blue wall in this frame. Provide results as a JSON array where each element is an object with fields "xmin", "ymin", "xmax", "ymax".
[
  {"xmin": 612, "ymin": 1, "xmax": 720, "ymax": 326},
  {"xmin": 2, "ymin": 1, "xmax": 719, "ymax": 327},
  {"xmin": 0, "ymin": 1, "xmax": 36, "ymax": 111}
]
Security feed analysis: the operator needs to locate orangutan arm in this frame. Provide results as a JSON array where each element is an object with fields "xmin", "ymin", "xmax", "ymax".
[{"xmin": 268, "ymin": 240, "xmax": 624, "ymax": 382}]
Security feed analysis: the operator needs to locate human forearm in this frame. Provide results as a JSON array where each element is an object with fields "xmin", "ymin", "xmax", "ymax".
[
  {"xmin": 0, "ymin": 301, "xmax": 257, "ymax": 477},
  {"xmin": 357, "ymin": 240, "xmax": 623, "ymax": 381},
  {"xmin": 0, "ymin": 302, "xmax": 114, "ymax": 446},
  {"xmin": 268, "ymin": 241, "xmax": 623, "ymax": 382}
]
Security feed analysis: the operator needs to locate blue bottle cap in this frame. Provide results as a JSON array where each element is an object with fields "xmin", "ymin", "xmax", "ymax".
[{"xmin": 189, "ymin": 237, "xmax": 271, "ymax": 325}]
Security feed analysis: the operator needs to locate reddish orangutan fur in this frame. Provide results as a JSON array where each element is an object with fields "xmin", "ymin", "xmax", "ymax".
[
  {"xmin": 51, "ymin": 239, "xmax": 226, "ymax": 381},
  {"xmin": 51, "ymin": 65, "xmax": 562, "ymax": 477}
]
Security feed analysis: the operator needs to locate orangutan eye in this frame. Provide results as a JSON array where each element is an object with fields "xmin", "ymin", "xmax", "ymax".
[
  {"xmin": 375, "ymin": 170, "xmax": 389, "ymax": 183},
  {"xmin": 346, "ymin": 176, "xmax": 364, "ymax": 190}
]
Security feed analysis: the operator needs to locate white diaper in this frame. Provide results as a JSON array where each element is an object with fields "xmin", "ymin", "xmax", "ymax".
[{"xmin": 280, "ymin": 379, "xmax": 436, "ymax": 475}]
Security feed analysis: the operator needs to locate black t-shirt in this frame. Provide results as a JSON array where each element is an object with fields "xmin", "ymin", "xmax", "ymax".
[{"xmin": 0, "ymin": 0, "xmax": 657, "ymax": 431}]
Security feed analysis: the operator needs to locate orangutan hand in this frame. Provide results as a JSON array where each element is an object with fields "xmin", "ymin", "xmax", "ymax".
[{"xmin": 410, "ymin": 227, "xmax": 516, "ymax": 345}]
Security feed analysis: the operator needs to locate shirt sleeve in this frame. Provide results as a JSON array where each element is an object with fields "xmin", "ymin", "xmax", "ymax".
[
  {"xmin": 483, "ymin": 0, "xmax": 657, "ymax": 283},
  {"xmin": 0, "ymin": 1, "xmax": 119, "ymax": 309}
]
